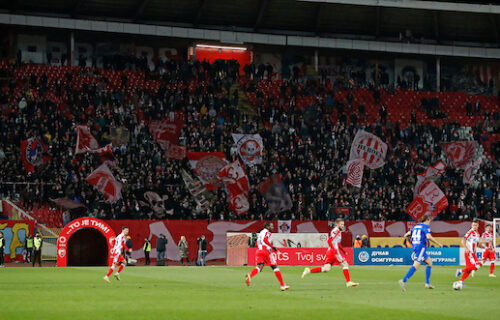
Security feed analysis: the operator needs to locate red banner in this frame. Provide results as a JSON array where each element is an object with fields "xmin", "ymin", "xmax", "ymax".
[
  {"xmin": 247, "ymin": 248, "xmax": 354, "ymax": 266},
  {"xmin": 218, "ymin": 160, "xmax": 249, "ymax": 216},
  {"xmin": 86, "ymin": 164, "xmax": 122, "ymax": 203},
  {"xmin": 75, "ymin": 125, "xmax": 99, "ymax": 154},
  {"xmin": 187, "ymin": 152, "xmax": 227, "ymax": 190},
  {"xmin": 0, "ymin": 220, "xmax": 35, "ymax": 262},
  {"xmin": 20, "ymin": 137, "xmax": 50, "ymax": 172},
  {"xmin": 149, "ymin": 112, "xmax": 184, "ymax": 151},
  {"xmin": 441, "ymin": 141, "xmax": 477, "ymax": 169}
]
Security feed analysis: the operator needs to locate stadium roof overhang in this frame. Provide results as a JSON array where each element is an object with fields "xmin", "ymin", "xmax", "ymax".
[
  {"xmin": 1, "ymin": 0, "xmax": 500, "ymax": 59},
  {"xmin": 2, "ymin": 13, "xmax": 500, "ymax": 59}
]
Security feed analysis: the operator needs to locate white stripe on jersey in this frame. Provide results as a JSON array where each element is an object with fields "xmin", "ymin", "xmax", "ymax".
[
  {"xmin": 481, "ymin": 232, "xmax": 493, "ymax": 250},
  {"xmin": 329, "ymin": 227, "xmax": 342, "ymax": 251},
  {"xmin": 112, "ymin": 233, "xmax": 126, "ymax": 255},
  {"xmin": 464, "ymin": 229, "xmax": 479, "ymax": 253},
  {"xmin": 257, "ymin": 228, "xmax": 272, "ymax": 251}
]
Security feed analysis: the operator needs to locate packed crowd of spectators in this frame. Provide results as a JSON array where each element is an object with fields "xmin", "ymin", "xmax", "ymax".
[{"xmin": 0, "ymin": 57, "xmax": 499, "ymax": 224}]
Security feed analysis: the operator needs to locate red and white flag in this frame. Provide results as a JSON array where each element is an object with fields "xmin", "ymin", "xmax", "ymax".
[
  {"xmin": 227, "ymin": 193, "xmax": 250, "ymax": 216},
  {"xmin": 232, "ymin": 134, "xmax": 263, "ymax": 166},
  {"xmin": 89, "ymin": 144, "xmax": 115, "ymax": 163},
  {"xmin": 349, "ymin": 130, "xmax": 387, "ymax": 169},
  {"xmin": 86, "ymin": 164, "xmax": 122, "ymax": 203},
  {"xmin": 21, "ymin": 137, "xmax": 50, "ymax": 172},
  {"xmin": 406, "ymin": 180, "xmax": 448, "ymax": 221},
  {"xmin": 165, "ymin": 145, "xmax": 187, "ymax": 160},
  {"xmin": 441, "ymin": 141, "xmax": 478, "ymax": 169},
  {"xmin": 217, "ymin": 160, "xmax": 250, "ymax": 196},
  {"xmin": 75, "ymin": 125, "xmax": 99, "ymax": 154},
  {"xmin": 187, "ymin": 152, "xmax": 227, "ymax": 190},
  {"xmin": 149, "ymin": 112, "xmax": 184, "ymax": 151},
  {"xmin": 463, "ymin": 158, "xmax": 482, "ymax": 184},
  {"xmin": 345, "ymin": 159, "xmax": 365, "ymax": 188},
  {"xmin": 414, "ymin": 161, "xmax": 446, "ymax": 197},
  {"xmin": 217, "ymin": 160, "xmax": 250, "ymax": 216}
]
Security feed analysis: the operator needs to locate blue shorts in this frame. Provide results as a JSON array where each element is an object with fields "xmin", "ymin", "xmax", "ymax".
[{"xmin": 412, "ymin": 245, "xmax": 429, "ymax": 263}]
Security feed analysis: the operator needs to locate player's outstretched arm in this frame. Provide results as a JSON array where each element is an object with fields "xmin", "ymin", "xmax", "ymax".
[
  {"xmin": 427, "ymin": 234, "xmax": 443, "ymax": 248},
  {"xmin": 403, "ymin": 231, "xmax": 411, "ymax": 238}
]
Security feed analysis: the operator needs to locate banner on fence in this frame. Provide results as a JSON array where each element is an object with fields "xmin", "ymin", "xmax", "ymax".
[{"xmin": 247, "ymin": 248, "xmax": 354, "ymax": 266}]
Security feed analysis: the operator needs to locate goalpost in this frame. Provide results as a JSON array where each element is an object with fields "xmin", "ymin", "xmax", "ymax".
[{"xmin": 494, "ymin": 218, "xmax": 500, "ymax": 264}]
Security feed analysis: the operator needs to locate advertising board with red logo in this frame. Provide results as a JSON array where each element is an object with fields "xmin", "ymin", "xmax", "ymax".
[{"xmin": 247, "ymin": 248, "xmax": 354, "ymax": 266}]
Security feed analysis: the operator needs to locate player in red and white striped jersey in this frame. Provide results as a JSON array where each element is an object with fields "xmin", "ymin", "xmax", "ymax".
[
  {"xmin": 455, "ymin": 220, "xmax": 486, "ymax": 286},
  {"xmin": 301, "ymin": 218, "xmax": 358, "ymax": 288},
  {"xmin": 104, "ymin": 226, "xmax": 132, "ymax": 283},
  {"xmin": 245, "ymin": 222, "xmax": 290, "ymax": 291},
  {"xmin": 480, "ymin": 224, "xmax": 496, "ymax": 277}
]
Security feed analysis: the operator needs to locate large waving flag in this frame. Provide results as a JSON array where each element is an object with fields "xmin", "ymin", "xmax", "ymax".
[
  {"xmin": 181, "ymin": 169, "xmax": 214, "ymax": 211},
  {"xmin": 217, "ymin": 160, "xmax": 250, "ymax": 216},
  {"xmin": 148, "ymin": 112, "xmax": 184, "ymax": 151},
  {"xmin": 413, "ymin": 161, "xmax": 446, "ymax": 197},
  {"xmin": 349, "ymin": 130, "xmax": 387, "ymax": 169},
  {"xmin": 75, "ymin": 125, "xmax": 99, "ymax": 154},
  {"xmin": 441, "ymin": 141, "xmax": 478, "ymax": 169},
  {"xmin": 21, "ymin": 137, "xmax": 50, "ymax": 172},
  {"xmin": 406, "ymin": 180, "xmax": 448, "ymax": 221},
  {"xmin": 257, "ymin": 174, "xmax": 293, "ymax": 213},
  {"xmin": 187, "ymin": 152, "xmax": 227, "ymax": 190},
  {"xmin": 463, "ymin": 158, "xmax": 482, "ymax": 184},
  {"xmin": 165, "ymin": 145, "xmax": 187, "ymax": 160},
  {"xmin": 86, "ymin": 164, "xmax": 122, "ymax": 203},
  {"xmin": 232, "ymin": 134, "xmax": 263, "ymax": 166},
  {"xmin": 344, "ymin": 159, "xmax": 365, "ymax": 188}
]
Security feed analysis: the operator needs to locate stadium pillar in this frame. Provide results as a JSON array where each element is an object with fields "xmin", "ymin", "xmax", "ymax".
[
  {"xmin": 436, "ymin": 57, "xmax": 441, "ymax": 92},
  {"xmin": 70, "ymin": 32, "xmax": 75, "ymax": 66},
  {"xmin": 314, "ymin": 50, "xmax": 318, "ymax": 73}
]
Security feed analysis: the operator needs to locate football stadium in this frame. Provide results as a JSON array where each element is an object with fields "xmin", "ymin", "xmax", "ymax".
[{"xmin": 0, "ymin": 0, "xmax": 499, "ymax": 319}]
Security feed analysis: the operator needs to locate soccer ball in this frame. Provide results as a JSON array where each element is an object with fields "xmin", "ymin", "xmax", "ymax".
[{"xmin": 452, "ymin": 281, "xmax": 463, "ymax": 290}]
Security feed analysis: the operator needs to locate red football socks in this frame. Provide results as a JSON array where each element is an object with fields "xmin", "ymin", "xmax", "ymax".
[
  {"xmin": 117, "ymin": 264, "xmax": 124, "ymax": 274},
  {"xmin": 490, "ymin": 262, "xmax": 495, "ymax": 274},
  {"xmin": 342, "ymin": 268, "xmax": 351, "ymax": 282},
  {"xmin": 460, "ymin": 270, "xmax": 471, "ymax": 282},
  {"xmin": 274, "ymin": 268, "xmax": 285, "ymax": 286},
  {"xmin": 106, "ymin": 266, "xmax": 114, "ymax": 277},
  {"xmin": 310, "ymin": 267, "xmax": 322, "ymax": 273},
  {"xmin": 249, "ymin": 267, "xmax": 259, "ymax": 278}
]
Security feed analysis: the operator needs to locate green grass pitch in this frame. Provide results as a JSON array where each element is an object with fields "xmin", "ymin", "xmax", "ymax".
[{"xmin": 1, "ymin": 266, "xmax": 499, "ymax": 319}]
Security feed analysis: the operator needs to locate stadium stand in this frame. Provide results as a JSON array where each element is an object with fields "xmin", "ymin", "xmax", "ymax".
[{"xmin": 0, "ymin": 55, "xmax": 498, "ymax": 227}]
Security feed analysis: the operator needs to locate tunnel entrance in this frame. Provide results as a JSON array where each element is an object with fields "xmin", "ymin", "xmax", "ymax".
[{"xmin": 67, "ymin": 228, "xmax": 108, "ymax": 266}]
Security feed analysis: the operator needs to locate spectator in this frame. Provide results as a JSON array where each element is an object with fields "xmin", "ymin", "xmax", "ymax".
[
  {"xmin": 156, "ymin": 234, "xmax": 167, "ymax": 266},
  {"xmin": 361, "ymin": 235, "xmax": 370, "ymax": 248},
  {"xmin": 143, "ymin": 238, "xmax": 151, "ymax": 265},
  {"xmin": 0, "ymin": 231, "xmax": 4, "ymax": 267},
  {"xmin": 248, "ymin": 232, "xmax": 258, "ymax": 248},
  {"xmin": 178, "ymin": 236, "xmax": 190, "ymax": 266},
  {"xmin": 197, "ymin": 235, "xmax": 208, "ymax": 266},
  {"xmin": 353, "ymin": 235, "xmax": 362, "ymax": 248}
]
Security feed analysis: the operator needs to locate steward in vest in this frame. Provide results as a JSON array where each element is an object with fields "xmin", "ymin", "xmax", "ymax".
[
  {"xmin": 143, "ymin": 238, "xmax": 151, "ymax": 266},
  {"xmin": 354, "ymin": 235, "xmax": 362, "ymax": 248},
  {"xmin": 25, "ymin": 234, "xmax": 33, "ymax": 263},
  {"xmin": 32, "ymin": 233, "xmax": 43, "ymax": 267}
]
